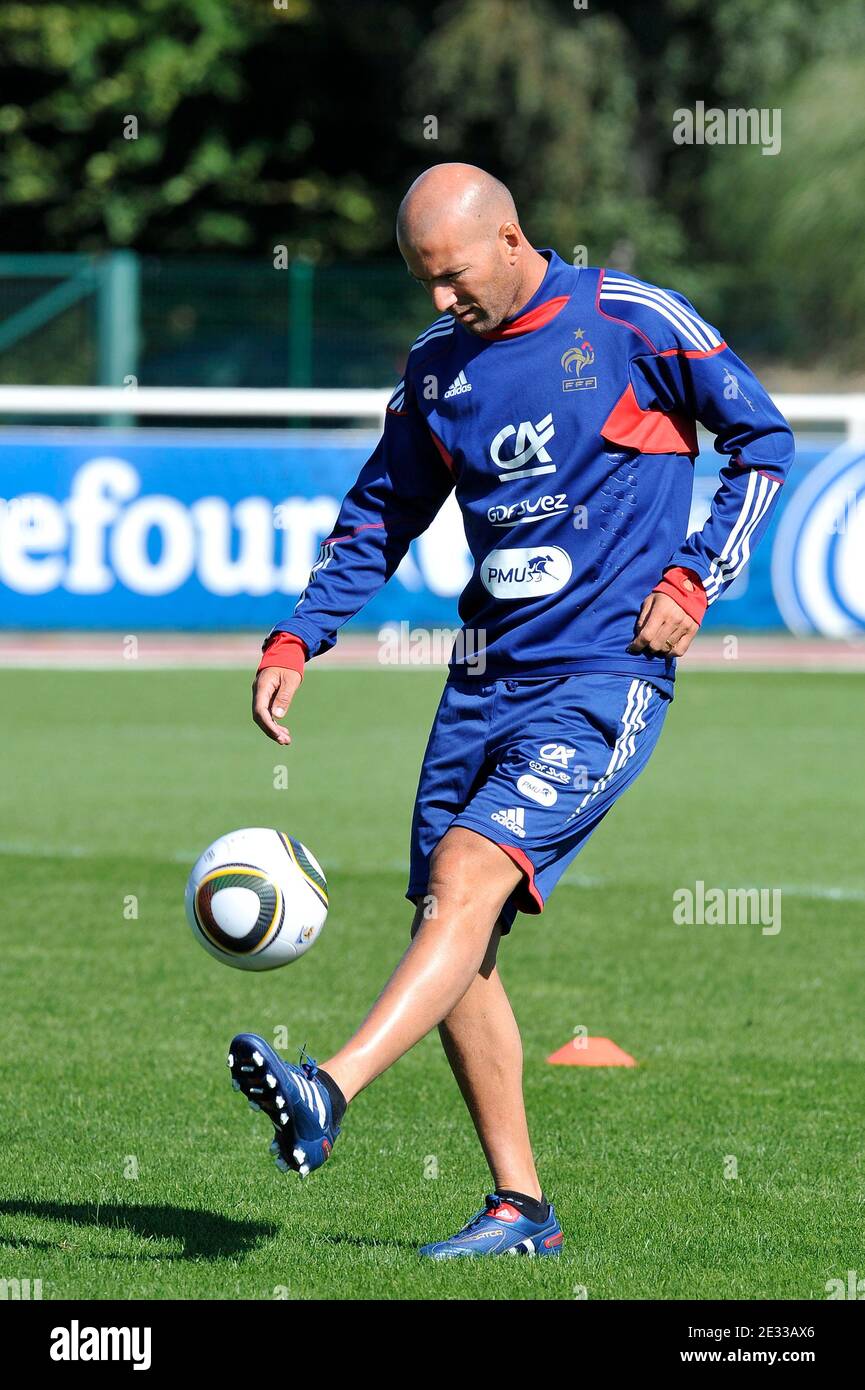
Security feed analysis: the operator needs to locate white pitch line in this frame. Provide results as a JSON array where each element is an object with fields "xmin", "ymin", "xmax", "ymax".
[
  {"xmin": 559, "ymin": 875, "xmax": 865, "ymax": 902},
  {"xmin": 0, "ymin": 840, "xmax": 861, "ymax": 902},
  {"xmin": 779, "ymin": 883, "xmax": 865, "ymax": 903},
  {"xmin": 0, "ymin": 840, "xmax": 202, "ymax": 864},
  {"xmin": 0, "ymin": 839, "xmax": 409, "ymax": 875}
]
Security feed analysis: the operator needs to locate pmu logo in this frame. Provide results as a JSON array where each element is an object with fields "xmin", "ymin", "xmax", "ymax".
[
  {"xmin": 481, "ymin": 546, "xmax": 572, "ymax": 598},
  {"xmin": 517, "ymin": 774, "xmax": 558, "ymax": 807},
  {"xmin": 490, "ymin": 414, "xmax": 555, "ymax": 482},
  {"xmin": 771, "ymin": 444, "xmax": 865, "ymax": 636}
]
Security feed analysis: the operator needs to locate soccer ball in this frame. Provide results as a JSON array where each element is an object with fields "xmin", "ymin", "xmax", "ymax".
[{"xmin": 185, "ymin": 827, "xmax": 328, "ymax": 971}]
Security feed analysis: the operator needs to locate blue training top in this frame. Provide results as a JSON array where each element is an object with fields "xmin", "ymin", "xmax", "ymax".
[{"xmin": 270, "ymin": 250, "xmax": 795, "ymax": 693}]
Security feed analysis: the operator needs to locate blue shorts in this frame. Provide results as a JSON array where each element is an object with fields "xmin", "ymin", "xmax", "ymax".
[{"xmin": 407, "ymin": 673, "xmax": 670, "ymax": 931}]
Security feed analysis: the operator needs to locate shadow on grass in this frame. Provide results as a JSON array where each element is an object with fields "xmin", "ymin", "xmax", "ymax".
[{"xmin": 0, "ymin": 1199, "xmax": 278, "ymax": 1261}]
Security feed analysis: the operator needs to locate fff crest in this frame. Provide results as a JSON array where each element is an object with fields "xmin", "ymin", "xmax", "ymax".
[{"xmin": 561, "ymin": 329, "xmax": 597, "ymax": 392}]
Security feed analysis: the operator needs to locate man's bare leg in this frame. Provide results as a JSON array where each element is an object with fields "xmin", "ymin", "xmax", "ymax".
[
  {"xmin": 319, "ymin": 828, "xmax": 521, "ymax": 1103},
  {"xmin": 434, "ymin": 925, "xmax": 542, "ymax": 1200}
]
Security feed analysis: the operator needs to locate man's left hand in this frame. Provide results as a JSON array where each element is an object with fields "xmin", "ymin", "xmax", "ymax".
[{"xmin": 628, "ymin": 591, "xmax": 699, "ymax": 658}]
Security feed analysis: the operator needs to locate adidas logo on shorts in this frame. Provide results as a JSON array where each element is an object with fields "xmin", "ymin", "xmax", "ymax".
[
  {"xmin": 491, "ymin": 807, "xmax": 526, "ymax": 838},
  {"xmin": 444, "ymin": 369, "xmax": 472, "ymax": 399}
]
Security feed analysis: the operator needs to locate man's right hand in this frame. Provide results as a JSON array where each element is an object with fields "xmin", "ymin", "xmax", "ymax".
[{"xmin": 252, "ymin": 667, "xmax": 303, "ymax": 745}]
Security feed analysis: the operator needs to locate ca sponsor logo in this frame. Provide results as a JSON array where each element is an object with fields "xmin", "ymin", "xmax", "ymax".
[
  {"xmin": 490, "ymin": 414, "xmax": 555, "ymax": 482},
  {"xmin": 538, "ymin": 742, "xmax": 576, "ymax": 768},
  {"xmin": 481, "ymin": 545, "xmax": 572, "ymax": 598},
  {"xmin": 487, "ymin": 493, "xmax": 568, "ymax": 528},
  {"xmin": 528, "ymin": 759, "xmax": 570, "ymax": 785},
  {"xmin": 517, "ymin": 774, "xmax": 557, "ymax": 807}
]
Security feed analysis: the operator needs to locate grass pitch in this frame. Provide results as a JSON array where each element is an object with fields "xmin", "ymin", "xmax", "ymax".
[{"xmin": 1, "ymin": 664, "xmax": 863, "ymax": 1300}]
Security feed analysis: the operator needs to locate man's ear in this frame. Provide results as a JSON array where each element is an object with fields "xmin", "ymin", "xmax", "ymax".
[{"xmin": 501, "ymin": 221, "xmax": 520, "ymax": 252}]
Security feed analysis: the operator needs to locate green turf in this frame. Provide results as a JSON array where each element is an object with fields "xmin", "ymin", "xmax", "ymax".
[{"xmin": 1, "ymin": 666, "xmax": 863, "ymax": 1300}]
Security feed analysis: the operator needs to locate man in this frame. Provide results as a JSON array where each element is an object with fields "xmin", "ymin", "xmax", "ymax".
[{"xmin": 228, "ymin": 163, "xmax": 794, "ymax": 1258}]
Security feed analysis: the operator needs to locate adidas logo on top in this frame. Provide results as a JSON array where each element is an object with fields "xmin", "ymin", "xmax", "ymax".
[
  {"xmin": 491, "ymin": 807, "xmax": 526, "ymax": 838},
  {"xmin": 444, "ymin": 370, "xmax": 472, "ymax": 399}
]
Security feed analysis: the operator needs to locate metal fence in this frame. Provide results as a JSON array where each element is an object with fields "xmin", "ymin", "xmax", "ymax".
[{"xmin": 0, "ymin": 253, "xmax": 429, "ymax": 392}]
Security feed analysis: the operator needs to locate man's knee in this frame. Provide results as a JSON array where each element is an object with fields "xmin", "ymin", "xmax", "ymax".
[
  {"xmin": 410, "ymin": 895, "xmax": 506, "ymax": 970},
  {"xmin": 425, "ymin": 828, "xmax": 522, "ymax": 920}
]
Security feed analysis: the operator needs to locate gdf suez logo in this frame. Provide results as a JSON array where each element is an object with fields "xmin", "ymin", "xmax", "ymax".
[
  {"xmin": 527, "ymin": 743, "xmax": 577, "ymax": 786},
  {"xmin": 490, "ymin": 413, "xmax": 555, "ymax": 482},
  {"xmin": 487, "ymin": 493, "xmax": 568, "ymax": 528}
]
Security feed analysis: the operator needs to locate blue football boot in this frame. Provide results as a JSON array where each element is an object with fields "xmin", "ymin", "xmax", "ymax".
[
  {"xmin": 228, "ymin": 1033, "xmax": 340, "ymax": 1176},
  {"xmin": 419, "ymin": 1194, "xmax": 563, "ymax": 1259}
]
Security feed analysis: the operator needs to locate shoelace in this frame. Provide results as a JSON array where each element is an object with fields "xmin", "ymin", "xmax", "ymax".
[
  {"xmin": 459, "ymin": 1195, "xmax": 503, "ymax": 1234},
  {"xmin": 298, "ymin": 1041, "xmax": 319, "ymax": 1079}
]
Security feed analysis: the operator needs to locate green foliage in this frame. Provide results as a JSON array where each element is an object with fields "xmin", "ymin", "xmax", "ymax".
[
  {"xmin": 1, "ymin": 0, "xmax": 864, "ymax": 365},
  {"xmin": 407, "ymin": 0, "xmax": 683, "ymax": 274},
  {"xmin": 0, "ymin": 0, "xmax": 299, "ymax": 251},
  {"xmin": 702, "ymin": 54, "xmax": 865, "ymax": 365}
]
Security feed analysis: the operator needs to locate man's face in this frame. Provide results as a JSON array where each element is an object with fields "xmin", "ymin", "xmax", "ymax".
[{"xmin": 399, "ymin": 224, "xmax": 518, "ymax": 334}]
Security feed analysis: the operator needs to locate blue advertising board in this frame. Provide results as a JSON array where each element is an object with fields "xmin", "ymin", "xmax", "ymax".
[{"xmin": 0, "ymin": 428, "xmax": 862, "ymax": 634}]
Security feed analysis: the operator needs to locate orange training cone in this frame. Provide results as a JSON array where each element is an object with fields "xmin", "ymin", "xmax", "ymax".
[{"xmin": 546, "ymin": 1036, "xmax": 636, "ymax": 1066}]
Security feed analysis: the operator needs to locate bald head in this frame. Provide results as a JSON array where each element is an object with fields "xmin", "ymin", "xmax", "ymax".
[
  {"xmin": 397, "ymin": 163, "xmax": 517, "ymax": 248},
  {"xmin": 396, "ymin": 163, "xmax": 547, "ymax": 335}
]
